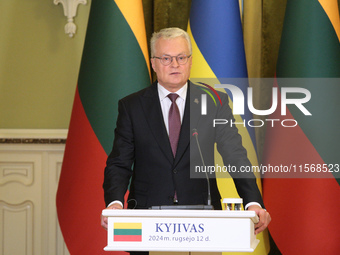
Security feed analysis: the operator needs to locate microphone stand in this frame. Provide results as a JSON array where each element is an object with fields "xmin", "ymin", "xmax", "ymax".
[
  {"xmin": 150, "ymin": 129, "xmax": 214, "ymax": 210},
  {"xmin": 192, "ymin": 129, "xmax": 212, "ymax": 207}
]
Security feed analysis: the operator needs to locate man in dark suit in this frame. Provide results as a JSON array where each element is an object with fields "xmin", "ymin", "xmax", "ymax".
[{"xmin": 101, "ymin": 28, "xmax": 270, "ymax": 252}]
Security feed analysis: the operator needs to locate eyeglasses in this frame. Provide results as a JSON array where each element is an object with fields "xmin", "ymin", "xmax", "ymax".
[{"xmin": 152, "ymin": 54, "xmax": 191, "ymax": 66}]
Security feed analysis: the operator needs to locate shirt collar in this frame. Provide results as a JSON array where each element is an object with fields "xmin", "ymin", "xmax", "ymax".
[{"xmin": 157, "ymin": 83, "xmax": 188, "ymax": 101}]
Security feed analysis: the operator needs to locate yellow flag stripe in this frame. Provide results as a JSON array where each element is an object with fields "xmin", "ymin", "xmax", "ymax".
[
  {"xmin": 318, "ymin": 0, "xmax": 340, "ymax": 41},
  {"xmin": 115, "ymin": 0, "xmax": 151, "ymax": 75},
  {"xmin": 114, "ymin": 222, "xmax": 142, "ymax": 229},
  {"xmin": 188, "ymin": 23, "xmax": 216, "ymax": 78}
]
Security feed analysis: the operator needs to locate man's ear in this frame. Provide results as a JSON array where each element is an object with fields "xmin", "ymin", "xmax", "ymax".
[{"xmin": 150, "ymin": 58, "xmax": 156, "ymax": 72}]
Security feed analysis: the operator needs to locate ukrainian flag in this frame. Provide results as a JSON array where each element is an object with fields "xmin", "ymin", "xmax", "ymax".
[{"xmin": 188, "ymin": 1, "xmax": 270, "ymax": 254}]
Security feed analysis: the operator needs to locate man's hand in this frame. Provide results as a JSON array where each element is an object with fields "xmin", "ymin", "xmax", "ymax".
[
  {"xmin": 247, "ymin": 204, "xmax": 271, "ymax": 235},
  {"xmin": 101, "ymin": 203, "xmax": 123, "ymax": 230}
]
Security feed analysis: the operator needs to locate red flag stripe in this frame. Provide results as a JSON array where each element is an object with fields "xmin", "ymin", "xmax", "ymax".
[
  {"xmin": 263, "ymin": 83, "xmax": 340, "ymax": 254},
  {"xmin": 56, "ymin": 87, "xmax": 127, "ymax": 254}
]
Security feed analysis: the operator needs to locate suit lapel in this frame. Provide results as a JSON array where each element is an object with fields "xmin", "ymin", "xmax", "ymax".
[
  {"xmin": 174, "ymin": 82, "xmax": 203, "ymax": 166},
  {"xmin": 140, "ymin": 83, "xmax": 174, "ymax": 164},
  {"xmin": 173, "ymin": 86, "xmax": 190, "ymax": 165},
  {"xmin": 189, "ymin": 83, "xmax": 203, "ymax": 131}
]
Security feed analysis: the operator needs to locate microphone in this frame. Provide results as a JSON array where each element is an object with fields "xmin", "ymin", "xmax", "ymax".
[{"xmin": 192, "ymin": 128, "xmax": 212, "ymax": 208}]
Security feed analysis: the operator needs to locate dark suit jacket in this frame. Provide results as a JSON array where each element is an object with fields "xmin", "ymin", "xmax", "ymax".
[{"xmin": 103, "ymin": 81, "xmax": 264, "ymax": 209}]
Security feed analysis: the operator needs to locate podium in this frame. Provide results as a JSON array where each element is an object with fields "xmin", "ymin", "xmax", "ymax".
[{"xmin": 102, "ymin": 209, "xmax": 259, "ymax": 252}]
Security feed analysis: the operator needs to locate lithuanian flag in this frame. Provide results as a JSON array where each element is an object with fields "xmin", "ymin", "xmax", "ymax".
[
  {"xmin": 262, "ymin": 0, "xmax": 340, "ymax": 254},
  {"xmin": 188, "ymin": 1, "xmax": 270, "ymax": 254},
  {"xmin": 114, "ymin": 223, "xmax": 142, "ymax": 242},
  {"xmin": 56, "ymin": 1, "xmax": 150, "ymax": 254}
]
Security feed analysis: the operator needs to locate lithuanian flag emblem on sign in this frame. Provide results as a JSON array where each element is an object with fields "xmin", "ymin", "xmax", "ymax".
[{"xmin": 114, "ymin": 223, "xmax": 142, "ymax": 242}]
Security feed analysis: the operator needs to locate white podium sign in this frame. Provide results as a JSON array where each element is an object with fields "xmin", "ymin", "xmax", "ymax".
[{"xmin": 102, "ymin": 209, "xmax": 259, "ymax": 252}]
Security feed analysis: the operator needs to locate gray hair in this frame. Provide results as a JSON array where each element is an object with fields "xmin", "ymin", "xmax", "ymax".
[{"xmin": 150, "ymin": 27, "xmax": 192, "ymax": 57}]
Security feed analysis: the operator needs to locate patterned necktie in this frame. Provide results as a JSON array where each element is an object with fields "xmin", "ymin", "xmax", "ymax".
[{"xmin": 167, "ymin": 93, "xmax": 181, "ymax": 157}]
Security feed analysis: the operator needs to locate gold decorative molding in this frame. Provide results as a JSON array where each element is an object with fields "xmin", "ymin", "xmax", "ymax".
[
  {"xmin": 0, "ymin": 129, "xmax": 67, "ymax": 144},
  {"xmin": 0, "ymin": 138, "xmax": 66, "ymax": 144}
]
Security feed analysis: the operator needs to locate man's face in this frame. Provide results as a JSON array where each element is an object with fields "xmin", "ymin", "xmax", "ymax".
[{"xmin": 151, "ymin": 37, "xmax": 192, "ymax": 92}]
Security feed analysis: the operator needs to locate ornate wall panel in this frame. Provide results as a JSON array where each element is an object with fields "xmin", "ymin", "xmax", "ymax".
[{"xmin": 0, "ymin": 130, "xmax": 69, "ymax": 255}]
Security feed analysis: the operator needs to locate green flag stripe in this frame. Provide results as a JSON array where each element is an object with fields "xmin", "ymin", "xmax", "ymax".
[
  {"xmin": 277, "ymin": 0, "xmax": 340, "ymax": 181},
  {"xmin": 114, "ymin": 229, "xmax": 142, "ymax": 236},
  {"xmin": 277, "ymin": 0, "xmax": 340, "ymax": 78},
  {"xmin": 78, "ymin": 1, "xmax": 150, "ymax": 155}
]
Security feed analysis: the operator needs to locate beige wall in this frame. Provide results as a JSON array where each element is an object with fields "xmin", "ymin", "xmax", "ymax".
[{"xmin": 0, "ymin": 0, "xmax": 91, "ymax": 129}]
